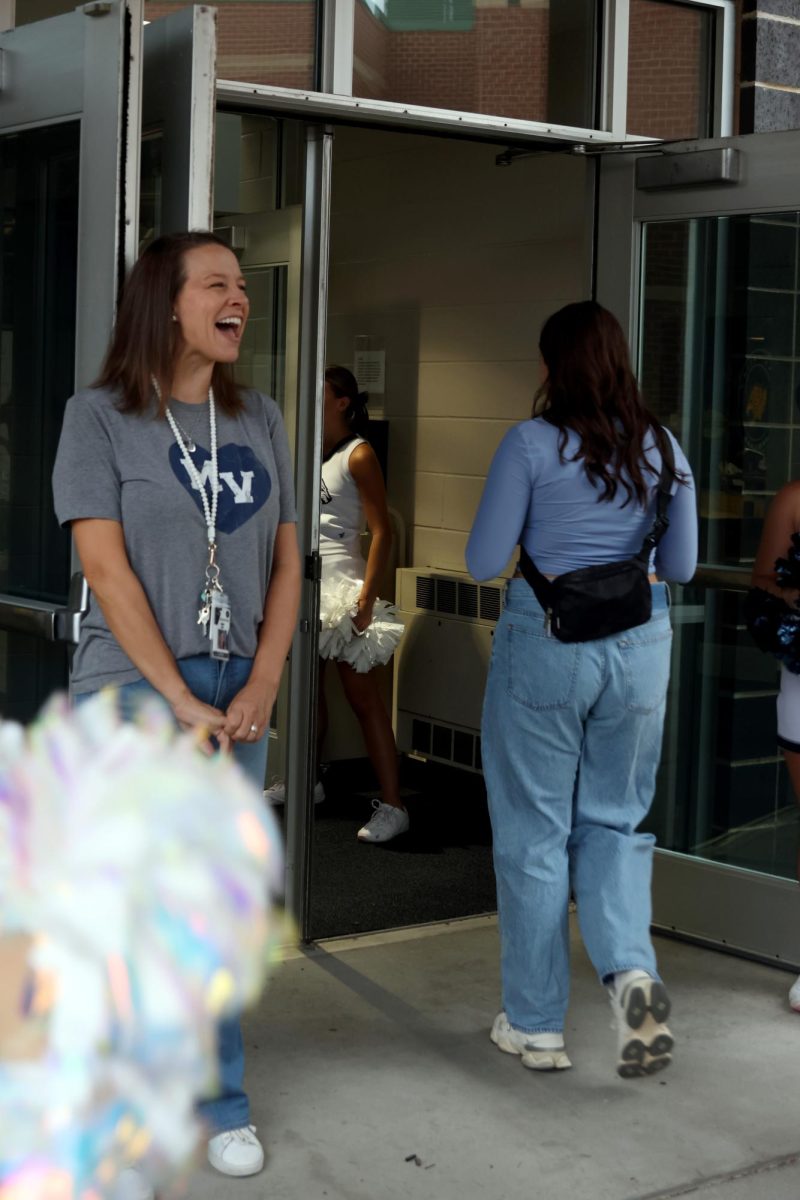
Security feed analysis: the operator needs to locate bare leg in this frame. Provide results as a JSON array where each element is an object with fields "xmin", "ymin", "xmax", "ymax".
[
  {"xmin": 783, "ymin": 748, "xmax": 800, "ymax": 881},
  {"xmin": 336, "ymin": 661, "xmax": 403, "ymax": 809}
]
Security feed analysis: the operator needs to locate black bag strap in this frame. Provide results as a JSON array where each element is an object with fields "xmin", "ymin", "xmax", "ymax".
[{"xmin": 518, "ymin": 427, "xmax": 676, "ymax": 609}]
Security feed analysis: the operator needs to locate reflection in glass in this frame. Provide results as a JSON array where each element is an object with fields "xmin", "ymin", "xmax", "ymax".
[
  {"xmin": 639, "ymin": 213, "xmax": 800, "ymax": 882},
  {"xmin": 238, "ymin": 267, "xmax": 287, "ymax": 405},
  {"xmin": 144, "ymin": 0, "xmax": 316, "ymax": 89},
  {"xmin": 627, "ymin": 0, "xmax": 715, "ymax": 139},
  {"xmin": 139, "ymin": 132, "xmax": 164, "ymax": 251},
  {"xmin": 0, "ymin": 125, "xmax": 78, "ymax": 718},
  {"xmin": 352, "ymin": 0, "xmax": 597, "ymax": 126}
]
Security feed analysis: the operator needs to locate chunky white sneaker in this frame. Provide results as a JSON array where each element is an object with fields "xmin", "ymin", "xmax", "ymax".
[
  {"xmin": 208, "ymin": 1125, "xmax": 265, "ymax": 1177},
  {"xmin": 264, "ymin": 779, "xmax": 325, "ymax": 805},
  {"xmin": 789, "ymin": 975, "xmax": 800, "ymax": 1012},
  {"xmin": 490, "ymin": 1012, "xmax": 572, "ymax": 1071},
  {"xmin": 610, "ymin": 970, "xmax": 673, "ymax": 1078},
  {"xmin": 357, "ymin": 799, "xmax": 410, "ymax": 843},
  {"xmin": 111, "ymin": 1168, "xmax": 154, "ymax": 1200}
]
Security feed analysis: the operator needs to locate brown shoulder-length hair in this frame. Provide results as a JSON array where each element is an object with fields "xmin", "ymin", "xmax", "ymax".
[
  {"xmin": 94, "ymin": 231, "xmax": 243, "ymax": 416},
  {"xmin": 533, "ymin": 300, "xmax": 682, "ymax": 506}
]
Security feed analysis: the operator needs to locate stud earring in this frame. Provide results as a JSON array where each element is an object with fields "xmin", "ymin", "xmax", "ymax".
[{"xmin": 171, "ymin": 314, "xmax": 178, "ymax": 323}]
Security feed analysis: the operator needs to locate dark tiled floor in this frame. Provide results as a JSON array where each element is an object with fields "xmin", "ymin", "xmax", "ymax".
[{"xmin": 302, "ymin": 759, "xmax": 497, "ymax": 939}]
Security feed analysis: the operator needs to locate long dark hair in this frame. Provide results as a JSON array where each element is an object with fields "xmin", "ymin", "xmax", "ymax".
[
  {"xmin": 325, "ymin": 365, "xmax": 369, "ymax": 437},
  {"xmin": 95, "ymin": 231, "xmax": 242, "ymax": 416},
  {"xmin": 533, "ymin": 301, "xmax": 680, "ymax": 506}
]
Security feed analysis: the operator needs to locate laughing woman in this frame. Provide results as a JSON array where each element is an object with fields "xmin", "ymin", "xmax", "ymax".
[{"xmin": 52, "ymin": 231, "xmax": 300, "ymax": 1190}]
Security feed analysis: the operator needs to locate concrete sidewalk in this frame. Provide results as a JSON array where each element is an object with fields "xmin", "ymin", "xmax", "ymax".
[{"xmin": 186, "ymin": 916, "xmax": 800, "ymax": 1200}]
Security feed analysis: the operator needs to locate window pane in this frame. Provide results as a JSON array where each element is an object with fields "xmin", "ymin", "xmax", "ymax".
[
  {"xmin": 627, "ymin": 0, "xmax": 715, "ymax": 138},
  {"xmin": 144, "ymin": 0, "xmax": 317, "ymax": 89},
  {"xmin": 353, "ymin": 0, "xmax": 598, "ymax": 127}
]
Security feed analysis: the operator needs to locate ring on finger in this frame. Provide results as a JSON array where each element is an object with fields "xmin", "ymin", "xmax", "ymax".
[{"xmin": 249, "ymin": 723, "xmax": 258, "ymax": 735}]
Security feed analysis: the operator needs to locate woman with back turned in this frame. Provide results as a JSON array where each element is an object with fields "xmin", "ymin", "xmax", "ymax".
[{"xmin": 467, "ymin": 302, "xmax": 697, "ymax": 1078}]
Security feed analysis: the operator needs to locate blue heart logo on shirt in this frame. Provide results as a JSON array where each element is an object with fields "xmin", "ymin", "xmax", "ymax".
[{"xmin": 169, "ymin": 443, "xmax": 271, "ymax": 534}]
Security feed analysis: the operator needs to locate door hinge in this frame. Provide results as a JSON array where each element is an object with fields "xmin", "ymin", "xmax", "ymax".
[
  {"xmin": 304, "ymin": 551, "xmax": 322, "ymax": 583},
  {"xmin": 83, "ymin": 2, "xmax": 113, "ymax": 17}
]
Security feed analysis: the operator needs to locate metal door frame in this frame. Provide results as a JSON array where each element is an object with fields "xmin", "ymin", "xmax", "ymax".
[
  {"xmin": 0, "ymin": 0, "xmax": 143, "ymax": 642},
  {"xmin": 597, "ymin": 129, "xmax": 800, "ymax": 970}
]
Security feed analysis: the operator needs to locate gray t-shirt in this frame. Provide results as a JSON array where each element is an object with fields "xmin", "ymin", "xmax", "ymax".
[{"xmin": 52, "ymin": 386, "xmax": 297, "ymax": 694}]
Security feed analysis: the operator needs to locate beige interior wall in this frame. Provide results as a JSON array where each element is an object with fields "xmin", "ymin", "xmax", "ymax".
[{"xmin": 326, "ymin": 128, "xmax": 591, "ymax": 578}]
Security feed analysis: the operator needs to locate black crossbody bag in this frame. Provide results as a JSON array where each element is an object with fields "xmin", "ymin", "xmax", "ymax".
[{"xmin": 518, "ymin": 434, "xmax": 675, "ymax": 643}]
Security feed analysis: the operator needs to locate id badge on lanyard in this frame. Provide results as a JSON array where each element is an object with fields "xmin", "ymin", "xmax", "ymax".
[{"xmin": 164, "ymin": 384, "xmax": 232, "ymax": 662}]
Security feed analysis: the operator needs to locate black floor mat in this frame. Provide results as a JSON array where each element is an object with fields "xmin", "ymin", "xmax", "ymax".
[{"xmin": 300, "ymin": 759, "xmax": 497, "ymax": 939}]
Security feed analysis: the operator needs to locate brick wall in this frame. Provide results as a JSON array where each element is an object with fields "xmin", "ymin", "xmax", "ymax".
[
  {"xmin": 143, "ymin": 0, "xmax": 725, "ymax": 136},
  {"xmin": 144, "ymin": 1, "xmax": 316, "ymax": 89},
  {"xmin": 354, "ymin": 2, "xmax": 548, "ymax": 120},
  {"xmin": 627, "ymin": 0, "xmax": 705, "ymax": 139}
]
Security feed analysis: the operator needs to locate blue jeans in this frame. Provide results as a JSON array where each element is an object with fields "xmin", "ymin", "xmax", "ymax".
[
  {"xmin": 482, "ymin": 578, "xmax": 672, "ymax": 1035},
  {"xmin": 76, "ymin": 654, "xmax": 269, "ymax": 1133}
]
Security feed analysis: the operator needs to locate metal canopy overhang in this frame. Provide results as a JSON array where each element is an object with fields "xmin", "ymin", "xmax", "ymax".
[{"xmin": 216, "ymin": 79, "xmax": 647, "ymax": 149}]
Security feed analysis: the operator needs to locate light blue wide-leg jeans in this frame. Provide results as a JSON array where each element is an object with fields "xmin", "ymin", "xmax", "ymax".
[
  {"xmin": 76, "ymin": 654, "xmax": 269, "ymax": 1133},
  {"xmin": 482, "ymin": 578, "xmax": 672, "ymax": 1035}
]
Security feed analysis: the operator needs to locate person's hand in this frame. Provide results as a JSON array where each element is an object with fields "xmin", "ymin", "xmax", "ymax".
[
  {"xmin": 223, "ymin": 679, "xmax": 277, "ymax": 743},
  {"xmin": 169, "ymin": 687, "xmax": 230, "ymax": 755},
  {"xmin": 352, "ymin": 596, "xmax": 374, "ymax": 634}
]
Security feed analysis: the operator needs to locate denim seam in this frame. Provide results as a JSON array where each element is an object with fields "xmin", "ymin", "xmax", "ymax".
[
  {"xmin": 598, "ymin": 963, "xmax": 660, "ymax": 983},
  {"xmin": 619, "ymin": 629, "xmax": 673, "ymax": 714}
]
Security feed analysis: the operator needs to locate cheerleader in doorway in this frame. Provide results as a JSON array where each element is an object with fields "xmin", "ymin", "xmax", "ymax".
[
  {"xmin": 266, "ymin": 367, "xmax": 407, "ymax": 842},
  {"xmin": 318, "ymin": 365, "xmax": 407, "ymax": 843}
]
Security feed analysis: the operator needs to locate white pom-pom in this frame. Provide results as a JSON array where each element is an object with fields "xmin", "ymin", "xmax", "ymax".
[
  {"xmin": 0, "ymin": 691, "xmax": 284, "ymax": 1197},
  {"xmin": 319, "ymin": 578, "xmax": 404, "ymax": 672}
]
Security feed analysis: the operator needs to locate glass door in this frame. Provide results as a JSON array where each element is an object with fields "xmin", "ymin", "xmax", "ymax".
[
  {"xmin": 0, "ymin": 3, "xmax": 219, "ymax": 723},
  {"xmin": 0, "ymin": 2, "xmax": 141, "ymax": 721},
  {"xmin": 597, "ymin": 131, "xmax": 800, "ymax": 969},
  {"xmin": 213, "ymin": 117, "xmax": 304, "ymax": 790},
  {"xmin": 208, "ymin": 108, "xmax": 332, "ymax": 931}
]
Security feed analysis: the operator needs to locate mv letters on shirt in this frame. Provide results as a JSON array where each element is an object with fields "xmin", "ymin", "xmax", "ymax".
[{"xmin": 169, "ymin": 442, "xmax": 271, "ymax": 535}]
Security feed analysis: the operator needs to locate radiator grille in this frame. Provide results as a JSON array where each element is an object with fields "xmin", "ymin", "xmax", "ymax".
[
  {"xmin": 480, "ymin": 586, "xmax": 502, "ymax": 622},
  {"xmin": 416, "ymin": 576, "xmax": 435, "ymax": 610},
  {"xmin": 409, "ymin": 717, "xmax": 481, "ymax": 772},
  {"xmin": 411, "ymin": 573, "xmax": 503, "ymax": 622}
]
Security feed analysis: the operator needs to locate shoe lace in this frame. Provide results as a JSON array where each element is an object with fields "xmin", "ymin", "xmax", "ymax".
[
  {"xmin": 367, "ymin": 801, "xmax": 405, "ymax": 831},
  {"xmin": 226, "ymin": 1125, "xmax": 257, "ymax": 1145}
]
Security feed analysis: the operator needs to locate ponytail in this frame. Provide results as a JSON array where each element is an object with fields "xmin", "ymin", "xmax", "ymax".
[{"xmin": 325, "ymin": 365, "xmax": 370, "ymax": 437}]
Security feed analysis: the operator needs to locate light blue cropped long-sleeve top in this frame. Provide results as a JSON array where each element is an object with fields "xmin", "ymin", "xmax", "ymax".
[{"xmin": 465, "ymin": 418, "xmax": 698, "ymax": 583}]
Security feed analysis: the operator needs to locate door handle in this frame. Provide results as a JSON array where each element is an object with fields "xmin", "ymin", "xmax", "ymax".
[{"xmin": 0, "ymin": 573, "xmax": 89, "ymax": 645}]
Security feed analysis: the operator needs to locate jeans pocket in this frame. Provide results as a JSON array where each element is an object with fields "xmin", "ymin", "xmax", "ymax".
[
  {"xmin": 619, "ymin": 626, "xmax": 673, "ymax": 714},
  {"xmin": 506, "ymin": 622, "xmax": 579, "ymax": 711}
]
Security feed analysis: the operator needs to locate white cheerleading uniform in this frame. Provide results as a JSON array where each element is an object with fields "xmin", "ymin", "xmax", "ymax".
[
  {"xmin": 320, "ymin": 436, "xmax": 369, "ymax": 578},
  {"xmin": 318, "ymin": 437, "xmax": 404, "ymax": 672}
]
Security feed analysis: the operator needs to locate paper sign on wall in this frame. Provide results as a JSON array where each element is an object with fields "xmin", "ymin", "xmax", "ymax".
[{"xmin": 354, "ymin": 350, "xmax": 385, "ymax": 394}]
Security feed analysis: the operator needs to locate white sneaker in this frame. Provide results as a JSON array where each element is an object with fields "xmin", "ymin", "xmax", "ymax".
[
  {"xmin": 490, "ymin": 1012, "xmax": 571, "ymax": 1071},
  {"xmin": 208, "ymin": 1125, "xmax": 264, "ymax": 1177},
  {"xmin": 357, "ymin": 799, "xmax": 410, "ymax": 843},
  {"xmin": 264, "ymin": 779, "xmax": 325, "ymax": 805},
  {"xmin": 610, "ymin": 970, "xmax": 673, "ymax": 1078},
  {"xmin": 789, "ymin": 975, "xmax": 800, "ymax": 1011},
  {"xmin": 111, "ymin": 1168, "xmax": 154, "ymax": 1200}
]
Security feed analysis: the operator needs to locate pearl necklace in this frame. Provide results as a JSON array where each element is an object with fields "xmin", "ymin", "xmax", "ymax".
[{"xmin": 154, "ymin": 378, "xmax": 219, "ymax": 545}]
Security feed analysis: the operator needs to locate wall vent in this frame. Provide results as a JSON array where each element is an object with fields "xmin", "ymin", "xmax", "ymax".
[
  {"xmin": 410, "ymin": 716, "xmax": 482, "ymax": 772},
  {"xmin": 416, "ymin": 575, "xmax": 435, "ymax": 610},
  {"xmin": 480, "ymin": 586, "xmax": 502, "ymax": 622},
  {"xmin": 411, "ymin": 573, "xmax": 504, "ymax": 622}
]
